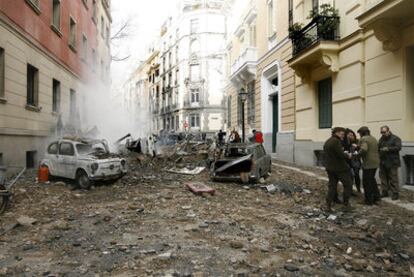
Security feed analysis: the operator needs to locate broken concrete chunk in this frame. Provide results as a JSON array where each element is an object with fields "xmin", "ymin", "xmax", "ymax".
[{"xmin": 16, "ymin": 216, "xmax": 37, "ymax": 226}]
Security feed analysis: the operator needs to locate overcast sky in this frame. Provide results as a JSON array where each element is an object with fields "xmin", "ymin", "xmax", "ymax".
[{"xmin": 110, "ymin": 0, "xmax": 178, "ymax": 92}]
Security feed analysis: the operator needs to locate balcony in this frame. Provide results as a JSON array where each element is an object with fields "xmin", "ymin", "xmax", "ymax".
[
  {"xmin": 183, "ymin": 100, "xmax": 204, "ymax": 109},
  {"xmin": 230, "ymin": 47, "xmax": 257, "ymax": 85},
  {"xmin": 357, "ymin": 0, "xmax": 414, "ymax": 51},
  {"xmin": 288, "ymin": 16, "xmax": 340, "ymax": 82}
]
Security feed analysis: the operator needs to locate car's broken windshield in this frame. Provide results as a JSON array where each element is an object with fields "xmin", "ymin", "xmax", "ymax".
[{"xmin": 76, "ymin": 143, "xmax": 107, "ymax": 155}]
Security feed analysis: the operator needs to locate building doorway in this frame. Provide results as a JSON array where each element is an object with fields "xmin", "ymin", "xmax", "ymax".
[
  {"xmin": 272, "ymin": 93, "xmax": 279, "ymax": 152},
  {"xmin": 261, "ymin": 61, "xmax": 281, "ymax": 154}
]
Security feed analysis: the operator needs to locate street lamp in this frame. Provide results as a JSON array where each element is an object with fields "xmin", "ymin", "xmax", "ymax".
[{"xmin": 239, "ymin": 87, "xmax": 248, "ymax": 142}]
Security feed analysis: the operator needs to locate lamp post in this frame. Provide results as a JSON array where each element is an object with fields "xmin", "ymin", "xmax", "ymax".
[{"xmin": 239, "ymin": 87, "xmax": 248, "ymax": 142}]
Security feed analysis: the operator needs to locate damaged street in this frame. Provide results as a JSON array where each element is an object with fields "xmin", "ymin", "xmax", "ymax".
[{"xmin": 1, "ymin": 148, "xmax": 414, "ymax": 276}]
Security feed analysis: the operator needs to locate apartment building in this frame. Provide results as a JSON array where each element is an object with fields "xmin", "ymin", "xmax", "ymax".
[
  {"xmin": 225, "ymin": 0, "xmax": 295, "ymax": 161},
  {"xmin": 288, "ymin": 0, "xmax": 414, "ymax": 184},
  {"xmin": 0, "ymin": 0, "xmax": 111, "ymax": 168},
  {"xmin": 145, "ymin": 0, "xmax": 227, "ymax": 135}
]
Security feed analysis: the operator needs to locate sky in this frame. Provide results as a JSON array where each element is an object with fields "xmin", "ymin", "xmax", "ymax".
[{"xmin": 110, "ymin": 0, "xmax": 178, "ymax": 92}]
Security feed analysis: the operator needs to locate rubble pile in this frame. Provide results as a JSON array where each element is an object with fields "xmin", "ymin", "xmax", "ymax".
[{"xmin": 0, "ymin": 153, "xmax": 413, "ymax": 276}]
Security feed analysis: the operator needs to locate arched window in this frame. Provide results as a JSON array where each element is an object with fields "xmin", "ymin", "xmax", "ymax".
[{"xmin": 190, "ymin": 39, "xmax": 200, "ymax": 56}]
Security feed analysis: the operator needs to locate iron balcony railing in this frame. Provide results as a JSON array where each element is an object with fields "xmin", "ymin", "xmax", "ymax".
[{"xmin": 290, "ymin": 15, "xmax": 340, "ymax": 56}]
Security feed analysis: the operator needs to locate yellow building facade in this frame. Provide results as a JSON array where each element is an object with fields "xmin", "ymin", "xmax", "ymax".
[
  {"xmin": 226, "ymin": 0, "xmax": 296, "ymax": 161},
  {"xmin": 289, "ymin": 0, "xmax": 414, "ymax": 184}
]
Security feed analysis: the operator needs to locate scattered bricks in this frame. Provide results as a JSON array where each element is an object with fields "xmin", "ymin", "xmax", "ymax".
[{"xmin": 186, "ymin": 182, "xmax": 215, "ymax": 196}]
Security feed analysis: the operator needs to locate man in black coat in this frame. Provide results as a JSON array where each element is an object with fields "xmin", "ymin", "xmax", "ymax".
[
  {"xmin": 323, "ymin": 127, "xmax": 353, "ymax": 211},
  {"xmin": 378, "ymin": 126, "xmax": 402, "ymax": 200}
]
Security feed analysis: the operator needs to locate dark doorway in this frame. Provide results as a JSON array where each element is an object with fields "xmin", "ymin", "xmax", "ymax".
[
  {"xmin": 272, "ymin": 95, "xmax": 279, "ymax": 153},
  {"xmin": 26, "ymin": 151, "xmax": 37, "ymax": 169}
]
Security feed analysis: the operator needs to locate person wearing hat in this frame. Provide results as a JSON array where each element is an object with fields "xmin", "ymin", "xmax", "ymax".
[
  {"xmin": 357, "ymin": 126, "xmax": 381, "ymax": 205},
  {"xmin": 323, "ymin": 127, "xmax": 353, "ymax": 212}
]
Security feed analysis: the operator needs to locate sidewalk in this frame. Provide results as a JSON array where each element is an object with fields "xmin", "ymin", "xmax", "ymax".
[{"xmin": 272, "ymin": 161, "xmax": 414, "ymax": 213}]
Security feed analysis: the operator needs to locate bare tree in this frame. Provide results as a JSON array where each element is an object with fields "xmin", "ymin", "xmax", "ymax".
[{"xmin": 111, "ymin": 17, "xmax": 134, "ymax": 62}]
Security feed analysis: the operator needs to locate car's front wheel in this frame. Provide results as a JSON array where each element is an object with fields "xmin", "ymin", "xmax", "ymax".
[{"xmin": 76, "ymin": 170, "xmax": 92, "ymax": 190}]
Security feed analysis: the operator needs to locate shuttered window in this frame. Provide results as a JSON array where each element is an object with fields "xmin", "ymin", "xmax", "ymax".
[{"xmin": 318, "ymin": 77, "xmax": 332, "ymax": 129}]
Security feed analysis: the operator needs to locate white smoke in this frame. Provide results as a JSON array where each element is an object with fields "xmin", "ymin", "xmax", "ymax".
[{"xmin": 79, "ymin": 82, "xmax": 149, "ymax": 151}]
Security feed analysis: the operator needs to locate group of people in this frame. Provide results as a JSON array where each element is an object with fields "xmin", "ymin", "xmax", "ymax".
[
  {"xmin": 217, "ymin": 129, "xmax": 264, "ymax": 145},
  {"xmin": 324, "ymin": 125, "xmax": 402, "ymax": 211}
]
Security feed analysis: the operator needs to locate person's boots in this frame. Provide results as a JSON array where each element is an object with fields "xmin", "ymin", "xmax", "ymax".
[
  {"xmin": 392, "ymin": 193, "xmax": 399, "ymax": 200},
  {"xmin": 343, "ymin": 201, "xmax": 354, "ymax": 212},
  {"xmin": 324, "ymin": 201, "xmax": 333, "ymax": 212},
  {"xmin": 381, "ymin": 190, "xmax": 389, "ymax": 198},
  {"xmin": 333, "ymin": 197, "xmax": 342, "ymax": 204}
]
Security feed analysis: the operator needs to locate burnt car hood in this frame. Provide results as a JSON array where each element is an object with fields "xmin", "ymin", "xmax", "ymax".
[{"xmin": 78, "ymin": 153, "xmax": 122, "ymax": 162}]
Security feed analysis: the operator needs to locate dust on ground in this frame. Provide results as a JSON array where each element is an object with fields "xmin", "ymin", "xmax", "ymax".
[{"xmin": 1, "ymin": 152, "xmax": 414, "ymax": 276}]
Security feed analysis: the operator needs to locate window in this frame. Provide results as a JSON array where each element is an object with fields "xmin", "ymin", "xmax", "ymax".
[
  {"xmin": 176, "ymin": 46, "xmax": 179, "ymax": 62},
  {"xmin": 191, "ymin": 88, "xmax": 200, "ymax": 103},
  {"xmin": 0, "ymin": 153, "xmax": 3, "ymax": 166},
  {"xmin": 70, "ymin": 89, "xmax": 76, "ymax": 116},
  {"xmin": 190, "ymin": 64, "xmax": 200, "ymax": 81},
  {"xmin": 52, "ymin": 79, "xmax": 60, "ymax": 113},
  {"xmin": 100, "ymin": 60, "xmax": 104, "ymax": 79},
  {"xmin": 288, "ymin": 0, "xmax": 293, "ymax": 27},
  {"xmin": 27, "ymin": 64, "xmax": 39, "ymax": 107},
  {"xmin": 169, "ymin": 52, "xmax": 172, "ymax": 67},
  {"xmin": 106, "ymin": 27, "xmax": 110, "ymax": 45},
  {"xmin": 190, "ymin": 18, "xmax": 199, "ymax": 34},
  {"xmin": 69, "ymin": 17, "xmax": 77, "ymax": 49},
  {"xmin": 92, "ymin": 0, "xmax": 97, "ymax": 22},
  {"xmin": 318, "ymin": 77, "xmax": 332, "ymax": 129},
  {"xmin": 249, "ymin": 25, "xmax": 256, "ymax": 47},
  {"xmin": 176, "ymin": 116, "xmax": 179, "ymax": 130},
  {"xmin": 92, "ymin": 49, "xmax": 97, "ymax": 71},
  {"xmin": 25, "ymin": 0, "xmax": 40, "ymax": 14},
  {"xmin": 0, "ymin": 48, "xmax": 4, "ymax": 99},
  {"xmin": 59, "ymin": 142, "xmax": 75, "ymax": 156},
  {"xmin": 175, "ymin": 68, "xmax": 179, "ymax": 85},
  {"xmin": 227, "ymin": 96, "xmax": 232, "ymax": 127},
  {"xmin": 247, "ymin": 81, "xmax": 255, "ymax": 124},
  {"xmin": 190, "ymin": 39, "xmax": 200, "ymax": 56},
  {"xmin": 82, "ymin": 35, "xmax": 88, "ymax": 61},
  {"xmin": 237, "ymin": 96, "xmax": 242, "ymax": 125},
  {"xmin": 101, "ymin": 16, "xmax": 105, "ymax": 39},
  {"xmin": 312, "ymin": 0, "xmax": 319, "ymax": 14},
  {"xmin": 267, "ymin": 0, "xmax": 274, "ymax": 35},
  {"xmin": 52, "ymin": 0, "xmax": 61, "ymax": 30},
  {"xmin": 190, "ymin": 114, "xmax": 200, "ymax": 128},
  {"xmin": 26, "ymin": 151, "xmax": 37, "ymax": 168},
  {"xmin": 48, "ymin": 142, "xmax": 58, "ymax": 154}
]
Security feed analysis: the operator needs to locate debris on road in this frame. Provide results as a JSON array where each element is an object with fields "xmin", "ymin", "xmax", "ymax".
[
  {"xmin": 165, "ymin": 166, "xmax": 205, "ymax": 175},
  {"xmin": 186, "ymin": 182, "xmax": 215, "ymax": 196}
]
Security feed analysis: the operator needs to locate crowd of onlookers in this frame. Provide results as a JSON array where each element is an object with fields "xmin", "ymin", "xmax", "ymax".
[{"xmin": 324, "ymin": 125, "xmax": 402, "ymax": 212}]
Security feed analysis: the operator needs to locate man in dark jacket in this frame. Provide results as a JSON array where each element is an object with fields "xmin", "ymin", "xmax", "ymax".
[
  {"xmin": 358, "ymin": 126, "xmax": 381, "ymax": 205},
  {"xmin": 323, "ymin": 127, "xmax": 353, "ymax": 211},
  {"xmin": 378, "ymin": 126, "xmax": 402, "ymax": 200}
]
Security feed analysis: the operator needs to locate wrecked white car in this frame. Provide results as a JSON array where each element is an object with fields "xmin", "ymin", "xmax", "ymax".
[{"xmin": 41, "ymin": 139, "xmax": 127, "ymax": 189}]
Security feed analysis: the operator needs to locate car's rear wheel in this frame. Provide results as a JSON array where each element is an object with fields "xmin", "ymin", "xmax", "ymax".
[
  {"xmin": 76, "ymin": 170, "xmax": 92, "ymax": 190},
  {"xmin": 0, "ymin": 185, "xmax": 9, "ymax": 215}
]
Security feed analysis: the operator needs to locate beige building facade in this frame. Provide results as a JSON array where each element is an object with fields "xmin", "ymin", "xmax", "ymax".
[
  {"xmin": 225, "ymin": 0, "xmax": 295, "ymax": 161},
  {"xmin": 289, "ymin": 0, "xmax": 414, "ymax": 184},
  {"xmin": 0, "ymin": 0, "xmax": 111, "ymax": 169}
]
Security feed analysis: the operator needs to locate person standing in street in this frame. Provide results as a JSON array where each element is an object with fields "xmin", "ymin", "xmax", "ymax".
[
  {"xmin": 252, "ymin": 129, "xmax": 264, "ymax": 144},
  {"xmin": 343, "ymin": 129, "xmax": 362, "ymax": 193},
  {"xmin": 357, "ymin": 126, "xmax": 381, "ymax": 205},
  {"xmin": 378, "ymin": 126, "xmax": 402, "ymax": 200},
  {"xmin": 323, "ymin": 127, "xmax": 353, "ymax": 212}
]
